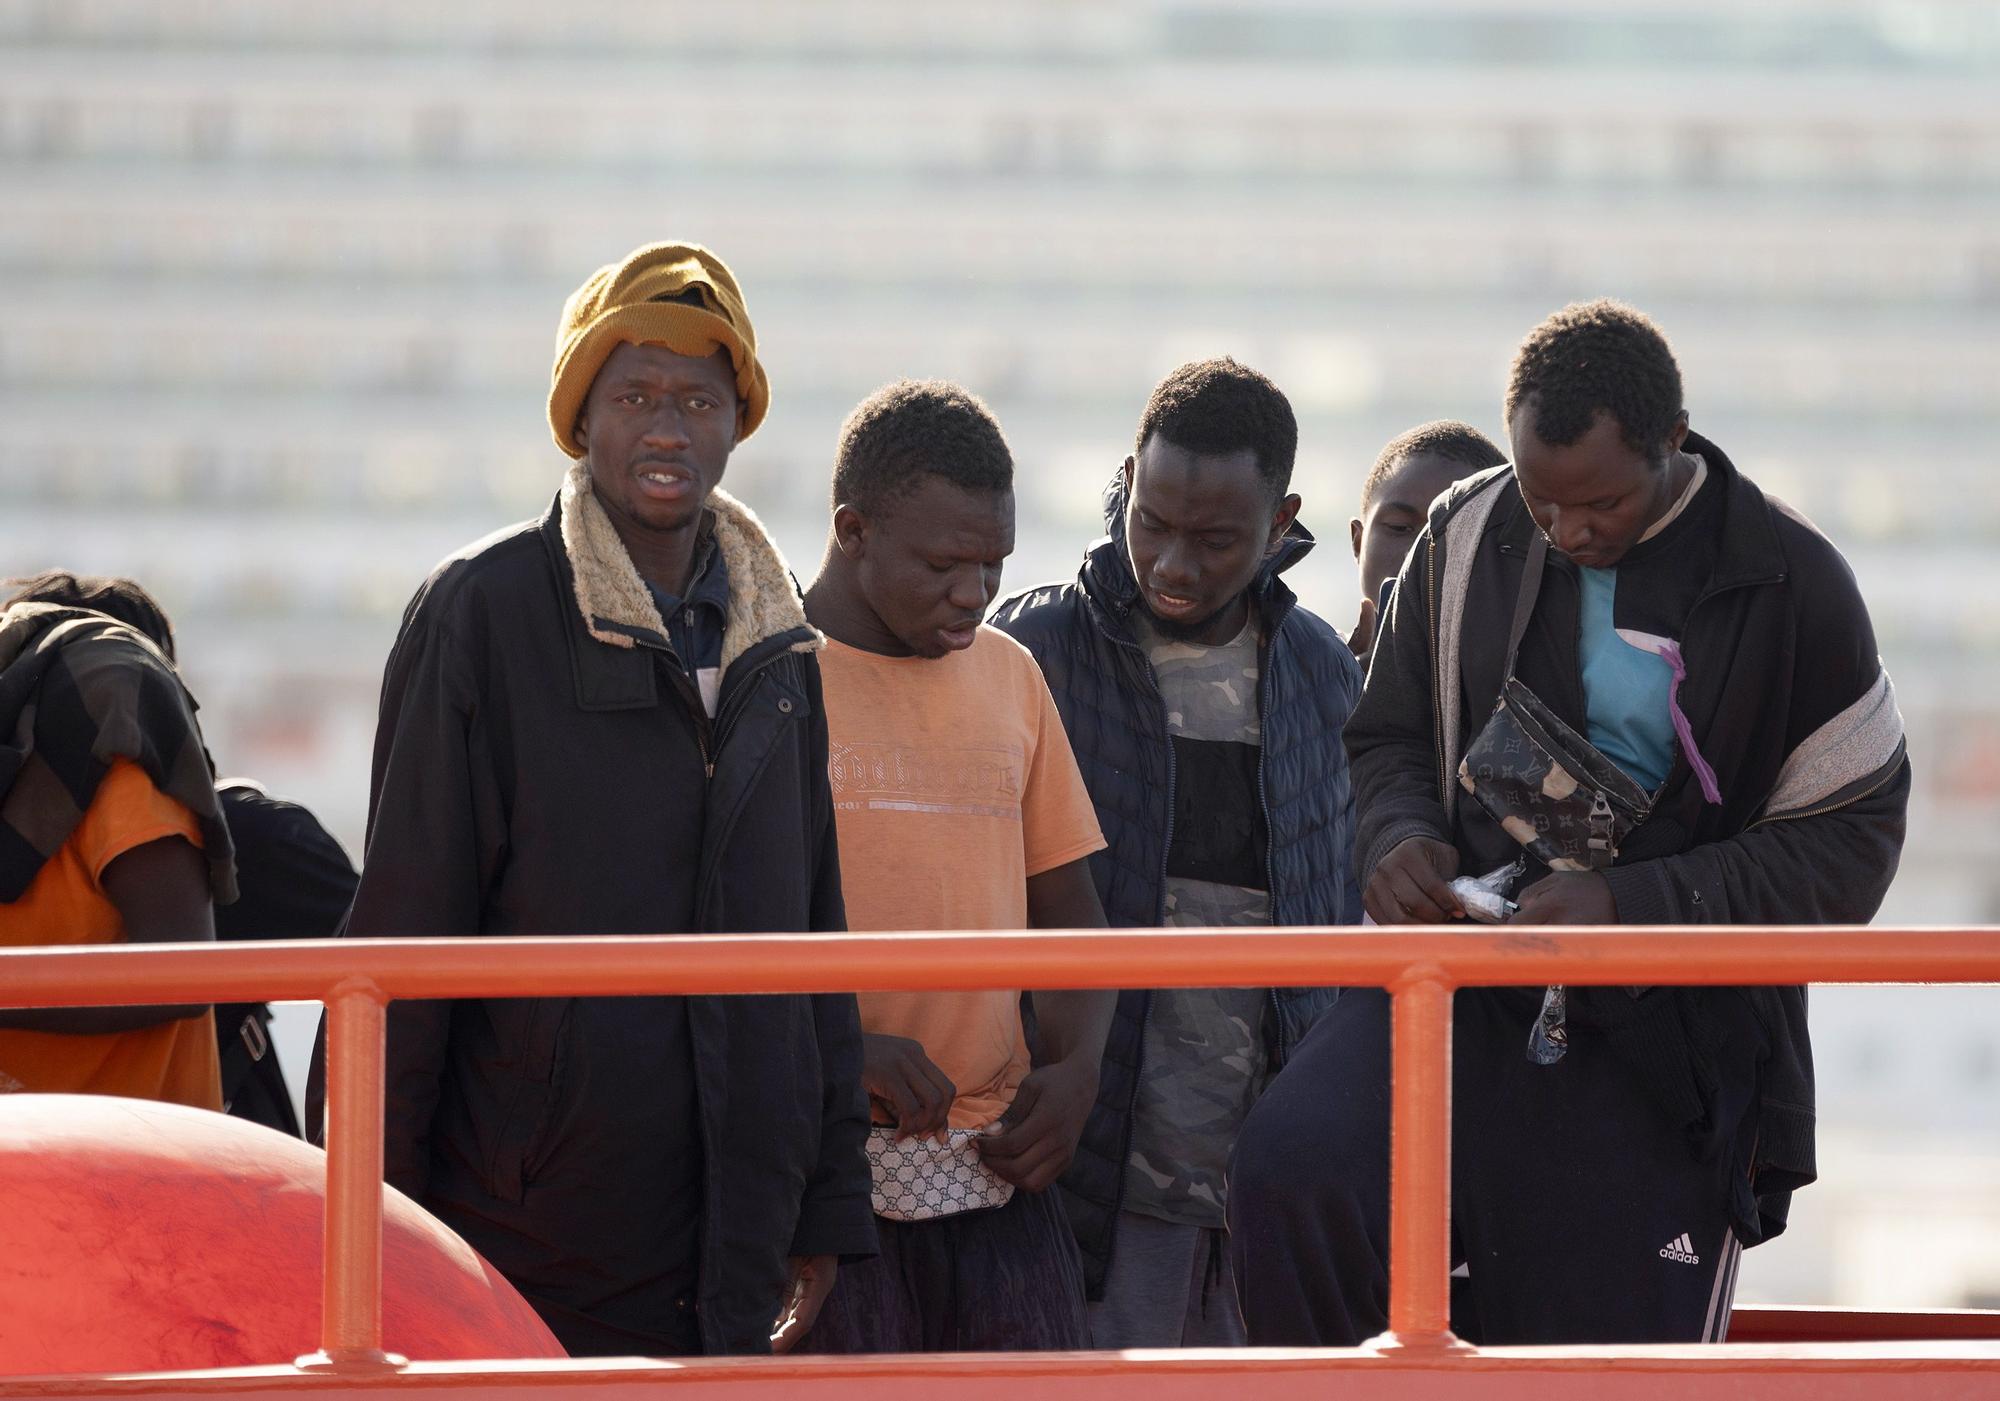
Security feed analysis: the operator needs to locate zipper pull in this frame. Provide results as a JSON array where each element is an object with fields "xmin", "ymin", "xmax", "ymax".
[
  {"xmin": 1586, "ymin": 790, "xmax": 1615, "ymax": 862},
  {"xmin": 705, "ymin": 761, "xmax": 714, "ymax": 779}
]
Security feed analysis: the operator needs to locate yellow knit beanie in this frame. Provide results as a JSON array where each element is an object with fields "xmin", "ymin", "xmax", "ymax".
[{"xmin": 547, "ymin": 241, "xmax": 770, "ymax": 457}]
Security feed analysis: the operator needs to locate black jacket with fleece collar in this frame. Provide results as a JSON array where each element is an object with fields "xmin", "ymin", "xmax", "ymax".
[
  {"xmin": 991, "ymin": 475, "xmax": 1362, "ymax": 1296},
  {"xmin": 1346, "ymin": 432, "xmax": 1909, "ymax": 1242},
  {"xmin": 339, "ymin": 467, "xmax": 873, "ymax": 1355}
]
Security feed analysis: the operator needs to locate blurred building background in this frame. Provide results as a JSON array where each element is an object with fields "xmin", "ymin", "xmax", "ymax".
[{"xmin": 3, "ymin": 0, "xmax": 1998, "ymax": 1310}]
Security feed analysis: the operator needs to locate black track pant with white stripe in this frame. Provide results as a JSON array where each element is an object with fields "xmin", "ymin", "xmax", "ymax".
[{"xmin": 1228, "ymin": 986, "xmax": 1757, "ymax": 1346}]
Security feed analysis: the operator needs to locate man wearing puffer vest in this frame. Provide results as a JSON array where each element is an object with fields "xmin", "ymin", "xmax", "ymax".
[{"xmin": 991, "ymin": 357, "xmax": 1364, "ymax": 1348}]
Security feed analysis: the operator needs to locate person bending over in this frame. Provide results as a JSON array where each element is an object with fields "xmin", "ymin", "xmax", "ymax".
[
  {"xmin": 1228, "ymin": 300, "xmax": 1908, "ymax": 1347},
  {"xmin": 800, "ymin": 380, "xmax": 1114, "ymax": 1353}
]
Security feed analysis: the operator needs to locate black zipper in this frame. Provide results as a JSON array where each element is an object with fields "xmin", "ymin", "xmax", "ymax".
[
  {"xmin": 690, "ymin": 639, "xmax": 806, "ymax": 915},
  {"xmin": 632, "ymin": 624, "xmax": 808, "ymax": 904},
  {"xmin": 634, "ymin": 633, "xmax": 715, "ymax": 777},
  {"xmin": 1251, "ymin": 604, "xmax": 1290, "ymax": 1059},
  {"xmin": 1105, "ymin": 620, "xmax": 1177, "ymax": 924},
  {"xmin": 1102, "ymin": 987, "xmax": 1150, "ymax": 1290},
  {"xmin": 622, "ymin": 628, "xmax": 784, "ymax": 1353},
  {"xmin": 709, "ymin": 656, "xmax": 766, "ymax": 754},
  {"xmin": 1427, "ymin": 535, "xmax": 1448, "ymax": 808},
  {"xmin": 1745, "ymin": 747, "xmax": 1900, "ymax": 831},
  {"xmin": 1254, "ymin": 597, "xmax": 1287, "ymax": 925},
  {"xmin": 1095, "ymin": 612, "xmax": 1165, "ymax": 1264}
]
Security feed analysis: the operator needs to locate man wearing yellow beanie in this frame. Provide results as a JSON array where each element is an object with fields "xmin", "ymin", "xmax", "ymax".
[{"xmin": 333, "ymin": 242, "xmax": 872, "ymax": 1358}]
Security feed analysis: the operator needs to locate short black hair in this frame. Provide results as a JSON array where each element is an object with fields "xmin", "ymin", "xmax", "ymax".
[
  {"xmin": 5, "ymin": 570, "xmax": 176, "ymax": 660},
  {"xmin": 1361, "ymin": 420, "xmax": 1507, "ymax": 510},
  {"xmin": 832, "ymin": 379, "xmax": 1013, "ymax": 515},
  {"xmin": 1134, "ymin": 357, "xmax": 1297, "ymax": 498},
  {"xmin": 1504, "ymin": 299, "xmax": 1684, "ymax": 461}
]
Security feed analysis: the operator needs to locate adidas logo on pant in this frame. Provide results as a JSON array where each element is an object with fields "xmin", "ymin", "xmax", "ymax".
[{"xmin": 1658, "ymin": 1233, "xmax": 1701, "ymax": 1265}]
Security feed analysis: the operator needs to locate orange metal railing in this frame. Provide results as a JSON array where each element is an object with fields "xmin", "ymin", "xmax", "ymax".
[{"xmin": 3, "ymin": 925, "xmax": 2000, "ymax": 1396}]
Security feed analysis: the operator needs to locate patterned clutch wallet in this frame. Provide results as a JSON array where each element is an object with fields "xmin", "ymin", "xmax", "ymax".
[{"xmin": 866, "ymin": 1125, "xmax": 1016, "ymax": 1222}]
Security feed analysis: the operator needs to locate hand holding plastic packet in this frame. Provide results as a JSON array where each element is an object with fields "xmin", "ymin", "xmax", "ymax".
[
  {"xmin": 1449, "ymin": 858, "xmax": 1524, "ymax": 924},
  {"xmin": 1448, "ymin": 860, "xmax": 1570, "ymax": 1065}
]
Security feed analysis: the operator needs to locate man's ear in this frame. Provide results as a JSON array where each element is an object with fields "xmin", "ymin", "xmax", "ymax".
[
  {"xmin": 1121, "ymin": 454, "xmax": 1136, "ymax": 496},
  {"xmin": 1266, "ymin": 492, "xmax": 1303, "ymax": 554},
  {"xmin": 572, "ymin": 409, "xmax": 589, "ymax": 455},
  {"xmin": 832, "ymin": 503, "xmax": 869, "ymax": 560},
  {"xmin": 1666, "ymin": 410, "xmax": 1691, "ymax": 457},
  {"xmin": 1349, "ymin": 516, "xmax": 1364, "ymax": 560}
]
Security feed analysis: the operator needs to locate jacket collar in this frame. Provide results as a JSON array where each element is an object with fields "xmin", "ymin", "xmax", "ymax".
[
  {"xmin": 549, "ymin": 459, "xmax": 821, "ymax": 675},
  {"xmin": 1488, "ymin": 431, "xmax": 1785, "ymax": 594},
  {"xmin": 1682, "ymin": 431, "xmax": 1788, "ymax": 593},
  {"xmin": 1078, "ymin": 468, "xmax": 1314, "ymax": 637}
]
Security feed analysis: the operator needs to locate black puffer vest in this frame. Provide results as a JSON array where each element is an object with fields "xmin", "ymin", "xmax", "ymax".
[{"xmin": 992, "ymin": 478, "xmax": 1363, "ymax": 1295}]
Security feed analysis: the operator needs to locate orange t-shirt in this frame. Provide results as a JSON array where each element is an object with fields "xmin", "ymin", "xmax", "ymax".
[
  {"xmin": 819, "ymin": 627, "xmax": 1106, "ymax": 1129},
  {"xmin": 0, "ymin": 758, "xmax": 222, "ymax": 1109}
]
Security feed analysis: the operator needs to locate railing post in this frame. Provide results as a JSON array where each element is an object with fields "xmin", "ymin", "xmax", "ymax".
[
  {"xmin": 1371, "ymin": 971, "xmax": 1469, "ymax": 1354},
  {"xmin": 296, "ymin": 981, "xmax": 406, "ymax": 1373}
]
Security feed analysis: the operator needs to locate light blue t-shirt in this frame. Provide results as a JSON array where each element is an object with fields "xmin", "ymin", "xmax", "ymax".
[{"xmin": 1577, "ymin": 566, "xmax": 1676, "ymax": 794}]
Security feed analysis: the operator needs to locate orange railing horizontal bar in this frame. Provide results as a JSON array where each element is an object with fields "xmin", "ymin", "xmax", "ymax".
[
  {"xmin": 4, "ymin": 925, "xmax": 2000, "ymax": 1396},
  {"xmin": 3, "ymin": 926, "xmax": 1998, "ymax": 1008},
  {"xmin": 7, "ymin": 1344, "xmax": 2000, "ymax": 1400}
]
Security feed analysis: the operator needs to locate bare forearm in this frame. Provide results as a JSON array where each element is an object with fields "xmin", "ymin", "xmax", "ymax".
[
  {"xmin": 1030, "ymin": 989, "xmax": 1115, "ymax": 1068},
  {"xmin": 8, "ymin": 835, "xmax": 222, "ymax": 1032}
]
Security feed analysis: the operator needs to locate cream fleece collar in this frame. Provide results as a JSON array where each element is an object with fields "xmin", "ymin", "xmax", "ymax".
[{"xmin": 557, "ymin": 459, "xmax": 821, "ymax": 673}]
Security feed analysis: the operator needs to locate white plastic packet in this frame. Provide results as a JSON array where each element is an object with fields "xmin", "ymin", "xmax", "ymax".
[{"xmin": 1450, "ymin": 858, "xmax": 1524, "ymax": 924}]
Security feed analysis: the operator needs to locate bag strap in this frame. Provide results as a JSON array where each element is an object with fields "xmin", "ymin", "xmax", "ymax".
[{"xmin": 1502, "ymin": 528, "xmax": 1550, "ymax": 678}]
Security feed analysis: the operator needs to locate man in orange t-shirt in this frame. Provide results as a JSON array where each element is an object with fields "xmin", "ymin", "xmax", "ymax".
[
  {"xmin": 799, "ymin": 381, "xmax": 1115, "ymax": 1353},
  {"xmin": 0, "ymin": 588, "xmax": 228, "ymax": 1109}
]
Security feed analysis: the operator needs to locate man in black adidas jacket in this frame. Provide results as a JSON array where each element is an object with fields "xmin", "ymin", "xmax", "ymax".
[{"xmin": 1228, "ymin": 301, "xmax": 1908, "ymax": 1346}]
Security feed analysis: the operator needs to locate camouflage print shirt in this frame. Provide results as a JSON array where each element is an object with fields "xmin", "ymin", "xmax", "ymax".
[{"xmin": 1123, "ymin": 612, "xmax": 1271, "ymax": 1228}]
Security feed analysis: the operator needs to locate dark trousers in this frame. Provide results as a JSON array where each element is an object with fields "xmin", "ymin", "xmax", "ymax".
[
  {"xmin": 801, "ymin": 1184, "xmax": 1089, "ymax": 1353},
  {"xmin": 1228, "ymin": 987, "xmax": 1754, "ymax": 1346}
]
